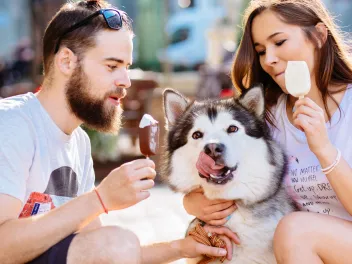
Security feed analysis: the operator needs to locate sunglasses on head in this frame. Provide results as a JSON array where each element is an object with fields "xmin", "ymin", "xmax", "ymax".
[{"xmin": 54, "ymin": 8, "xmax": 123, "ymax": 54}]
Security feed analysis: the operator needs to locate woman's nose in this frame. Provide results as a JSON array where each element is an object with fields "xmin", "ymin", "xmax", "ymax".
[{"xmin": 264, "ymin": 48, "xmax": 279, "ymax": 66}]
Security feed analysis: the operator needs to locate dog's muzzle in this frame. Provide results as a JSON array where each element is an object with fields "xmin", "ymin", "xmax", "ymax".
[{"xmin": 196, "ymin": 151, "xmax": 237, "ymax": 185}]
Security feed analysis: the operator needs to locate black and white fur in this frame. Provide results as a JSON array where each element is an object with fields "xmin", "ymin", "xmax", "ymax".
[{"xmin": 162, "ymin": 86, "xmax": 296, "ymax": 264}]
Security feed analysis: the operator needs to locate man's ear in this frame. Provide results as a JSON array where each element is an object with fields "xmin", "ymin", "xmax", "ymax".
[
  {"xmin": 315, "ymin": 22, "xmax": 328, "ymax": 48},
  {"xmin": 54, "ymin": 48, "xmax": 78, "ymax": 76}
]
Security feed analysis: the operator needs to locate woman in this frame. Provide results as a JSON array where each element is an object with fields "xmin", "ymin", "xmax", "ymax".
[{"xmin": 183, "ymin": 0, "xmax": 352, "ymax": 263}]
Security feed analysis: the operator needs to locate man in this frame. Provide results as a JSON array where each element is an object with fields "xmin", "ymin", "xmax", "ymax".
[{"xmin": 0, "ymin": 1, "xmax": 238, "ymax": 263}]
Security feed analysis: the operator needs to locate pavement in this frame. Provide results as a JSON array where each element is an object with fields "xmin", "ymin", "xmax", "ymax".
[{"xmin": 100, "ymin": 184, "xmax": 194, "ymax": 264}]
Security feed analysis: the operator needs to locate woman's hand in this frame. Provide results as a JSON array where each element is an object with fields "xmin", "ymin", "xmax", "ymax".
[
  {"xmin": 179, "ymin": 225, "xmax": 240, "ymax": 260},
  {"xmin": 293, "ymin": 97, "xmax": 333, "ymax": 155},
  {"xmin": 183, "ymin": 188, "xmax": 237, "ymax": 225}
]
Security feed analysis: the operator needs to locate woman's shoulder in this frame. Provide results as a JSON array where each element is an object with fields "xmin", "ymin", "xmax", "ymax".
[
  {"xmin": 265, "ymin": 93, "xmax": 287, "ymax": 134},
  {"xmin": 267, "ymin": 93, "xmax": 287, "ymax": 122},
  {"xmin": 346, "ymin": 83, "xmax": 352, "ymax": 99}
]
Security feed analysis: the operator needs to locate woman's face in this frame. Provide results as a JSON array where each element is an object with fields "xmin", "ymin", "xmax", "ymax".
[{"xmin": 251, "ymin": 9, "xmax": 317, "ymax": 93}]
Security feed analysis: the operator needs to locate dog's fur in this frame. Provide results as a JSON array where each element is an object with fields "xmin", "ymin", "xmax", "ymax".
[{"xmin": 161, "ymin": 86, "xmax": 296, "ymax": 264}]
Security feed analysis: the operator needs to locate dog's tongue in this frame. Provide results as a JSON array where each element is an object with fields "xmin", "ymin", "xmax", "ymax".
[{"xmin": 196, "ymin": 152, "xmax": 225, "ymax": 177}]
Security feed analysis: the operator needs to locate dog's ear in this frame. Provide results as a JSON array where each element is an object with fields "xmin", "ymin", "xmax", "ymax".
[
  {"xmin": 163, "ymin": 88, "xmax": 189, "ymax": 126},
  {"xmin": 238, "ymin": 84, "xmax": 265, "ymax": 117}
]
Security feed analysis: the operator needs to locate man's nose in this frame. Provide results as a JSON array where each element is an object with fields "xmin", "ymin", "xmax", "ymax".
[{"xmin": 115, "ymin": 70, "xmax": 131, "ymax": 89}]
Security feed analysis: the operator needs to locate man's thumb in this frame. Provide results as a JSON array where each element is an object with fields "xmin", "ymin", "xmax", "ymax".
[{"xmin": 199, "ymin": 244, "xmax": 227, "ymax": 257}]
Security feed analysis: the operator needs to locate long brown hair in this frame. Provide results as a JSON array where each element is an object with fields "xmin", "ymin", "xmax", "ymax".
[
  {"xmin": 232, "ymin": 0, "xmax": 352, "ymax": 126},
  {"xmin": 43, "ymin": 0, "xmax": 133, "ymax": 76}
]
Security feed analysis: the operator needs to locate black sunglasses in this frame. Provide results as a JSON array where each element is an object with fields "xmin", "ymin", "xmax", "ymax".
[{"xmin": 54, "ymin": 8, "xmax": 122, "ymax": 54}]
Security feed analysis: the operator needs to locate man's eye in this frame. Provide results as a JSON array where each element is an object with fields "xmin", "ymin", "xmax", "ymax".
[{"xmin": 107, "ymin": 65, "xmax": 117, "ymax": 70}]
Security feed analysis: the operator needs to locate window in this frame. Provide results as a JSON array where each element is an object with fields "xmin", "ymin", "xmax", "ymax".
[{"xmin": 170, "ymin": 27, "xmax": 190, "ymax": 44}]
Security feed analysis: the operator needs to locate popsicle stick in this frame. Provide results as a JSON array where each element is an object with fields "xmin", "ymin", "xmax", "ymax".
[{"xmin": 142, "ymin": 155, "xmax": 150, "ymax": 180}]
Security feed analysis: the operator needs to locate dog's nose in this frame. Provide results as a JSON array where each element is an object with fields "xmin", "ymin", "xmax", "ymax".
[{"xmin": 204, "ymin": 143, "xmax": 225, "ymax": 159}]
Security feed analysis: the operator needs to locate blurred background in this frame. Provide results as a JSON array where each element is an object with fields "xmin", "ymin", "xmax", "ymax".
[
  {"xmin": 0, "ymin": 0, "xmax": 351, "ymax": 178},
  {"xmin": 1, "ymin": 0, "xmax": 351, "ymax": 261}
]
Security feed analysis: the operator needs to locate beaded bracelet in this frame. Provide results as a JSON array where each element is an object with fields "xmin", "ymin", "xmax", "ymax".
[{"xmin": 321, "ymin": 148, "xmax": 341, "ymax": 175}]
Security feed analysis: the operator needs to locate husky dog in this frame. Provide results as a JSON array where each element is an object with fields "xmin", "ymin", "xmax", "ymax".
[{"xmin": 161, "ymin": 86, "xmax": 296, "ymax": 264}]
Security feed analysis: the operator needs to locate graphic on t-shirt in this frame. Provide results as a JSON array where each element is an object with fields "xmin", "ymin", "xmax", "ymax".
[
  {"xmin": 284, "ymin": 153, "xmax": 344, "ymax": 218},
  {"xmin": 288, "ymin": 155, "xmax": 299, "ymax": 164},
  {"xmin": 44, "ymin": 166, "xmax": 78, "ymax": 197},
  {"xmin": 20, "ymin": 167, "xmax": 79, "ymax": 218},
  {"xmin": 19, "ymin": 192, "xmax": 55, "ymax": 218}
]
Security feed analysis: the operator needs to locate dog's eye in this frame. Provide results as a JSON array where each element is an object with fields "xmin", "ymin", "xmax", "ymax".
[
  {"xmin": 192, "ymin": 131, "xmax": 203, "ymax": 139},
  {"xmin": 227, "ymin": 125, "xmax": 239, "ymax": 133}
]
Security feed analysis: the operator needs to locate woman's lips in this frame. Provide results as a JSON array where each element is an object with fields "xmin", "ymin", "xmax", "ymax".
[{"xmin": 275, "ymin": 72, "xmax": 284, "ymax": 77}]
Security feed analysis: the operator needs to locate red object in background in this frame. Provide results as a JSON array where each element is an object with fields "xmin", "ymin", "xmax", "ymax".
[
  {"xmin": 19, "ymin": 192, "xmax": 55, "ymax": 218},
  {"xmin": 220, "ymin": 88, "xmax": 234, "ymax": 98}
]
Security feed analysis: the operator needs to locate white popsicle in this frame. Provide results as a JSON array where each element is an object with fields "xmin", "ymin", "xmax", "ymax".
[{"xmin": 285, "ymin": 61, "xmax": 311, "ymax": 99}]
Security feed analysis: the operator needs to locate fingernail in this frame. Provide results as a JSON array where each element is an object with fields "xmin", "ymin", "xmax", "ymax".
[
  {"xmin": 220, "ymin": 249, "xmax": 227, "ymax": 255},
  {"xmin": 226, "ymin": 215, "xmax": 232, "ymax": 221}
]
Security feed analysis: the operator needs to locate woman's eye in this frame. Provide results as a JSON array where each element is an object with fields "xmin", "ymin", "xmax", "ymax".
[
  {"xmin": 258, "ymin": 50, "xmax": 266, "ymax": 56},
  {"xmin": 227, "ymin": 125, "xmax": 239, "ymax": 133},
  {"xmin": 192, "ymin": 131, "xmax": 203, "ymax": 140},
  {"xmin": 276, "ymin": 40, "xmax": 286, "ymax": 46}
]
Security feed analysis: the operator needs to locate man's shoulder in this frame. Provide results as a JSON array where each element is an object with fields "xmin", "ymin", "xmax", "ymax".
[
  {"xmin": 0, "ymin": 93, "xmax": 38, "ymax": 140},
  {"xmin": 0, "ymin": 93, "xmax": 37, "ymax": 119}
]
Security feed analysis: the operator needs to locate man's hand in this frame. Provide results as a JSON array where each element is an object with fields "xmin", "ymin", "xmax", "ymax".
[
  {"xmin": 96, "ymin": 159, "xmax": 156, "ymax": 211},
  {"xmin": 183, "ymin": 188, "xmax": 237, "ymax": 225},
  {"xmin": 179, "ymin": 225, "xmax": 240, "ymax": 261}
]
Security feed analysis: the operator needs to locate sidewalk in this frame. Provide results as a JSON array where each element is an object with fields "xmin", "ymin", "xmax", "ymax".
[{"xmin": 100, "ymin": 185, "xmax": 193, "ymax": 264}]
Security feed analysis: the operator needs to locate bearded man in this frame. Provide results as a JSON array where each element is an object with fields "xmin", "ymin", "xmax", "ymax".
[{"xmin": 0, "ymin": 1, "xmax": 237, "ymax": 264}]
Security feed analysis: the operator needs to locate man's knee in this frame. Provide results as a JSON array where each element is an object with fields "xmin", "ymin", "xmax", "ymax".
[
  {"xmin": 96, "ymin": 226, "xmax": 141, "ymax": 263},
  {"xmin": 68, "ymin": 226, "xmax": 141, "ymax": 264}
]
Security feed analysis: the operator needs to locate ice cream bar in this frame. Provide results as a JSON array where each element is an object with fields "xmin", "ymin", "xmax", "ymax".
[
  {"xmin": 285, "ymin": 61, "xmax": 311, "ymax": 99},
  {"xmin": 139, "ymin": 114, "xmax": 159, "ymax": 158}
]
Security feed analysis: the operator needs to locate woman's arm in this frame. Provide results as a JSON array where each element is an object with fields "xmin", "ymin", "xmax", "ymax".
[
  {"xmin": 293, "ymin": 97, "xmax": 352, "ymax": 215},
  {"xmin": 314, "ymin": 144, "xmax": 352, "ymax": 214}
]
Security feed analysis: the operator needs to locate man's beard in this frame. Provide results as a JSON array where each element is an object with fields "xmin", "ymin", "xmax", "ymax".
[{"xmin": 65, "ymin": 63, "xmax": 125, "ymax": 134}]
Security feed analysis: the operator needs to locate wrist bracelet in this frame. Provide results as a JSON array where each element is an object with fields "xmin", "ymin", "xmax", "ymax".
[
  {"xmin": 94, "ymin": 188, "xmax": 108, "ymax": 214},
  {"xmin": 321, "ymin": 148, "xmax": 341, "ymax": 175}
]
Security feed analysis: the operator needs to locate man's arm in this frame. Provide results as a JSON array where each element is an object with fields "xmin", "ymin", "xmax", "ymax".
[
  {"xmin": 0, "ymin": 192, "xmax": 104, "ymax": 264},
  {"xmin": 141, "ymin": 240, "xmax": 192, "ymax": 264},
  {"xmin": 141, "ymin": 225, "xmax": 240, "ymax": 264},
  {"xmin": 0, "ymin": 159, "xmax": 156, "ymax": 264},
  {"xmin": 78, "ymin": 215, "xmax": 103, "ymax": 233}
]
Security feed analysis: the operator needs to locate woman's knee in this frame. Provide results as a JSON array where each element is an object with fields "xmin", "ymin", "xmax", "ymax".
[
  {"xmin": 273, "ymin": 212, "xmax": 311, "ymax": 257},
  {"xmin": 69, "ymin": 226, "xmax": 141, "ymax": 264}
]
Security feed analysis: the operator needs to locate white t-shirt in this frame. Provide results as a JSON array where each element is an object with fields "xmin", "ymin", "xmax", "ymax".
[
  {"xmin": 0, "ymin": 93, "xmax": 95, "ymax": 212},
  {"xmin": 270, "ymin": 86, "xmax": 352, "ymax": 221}
]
